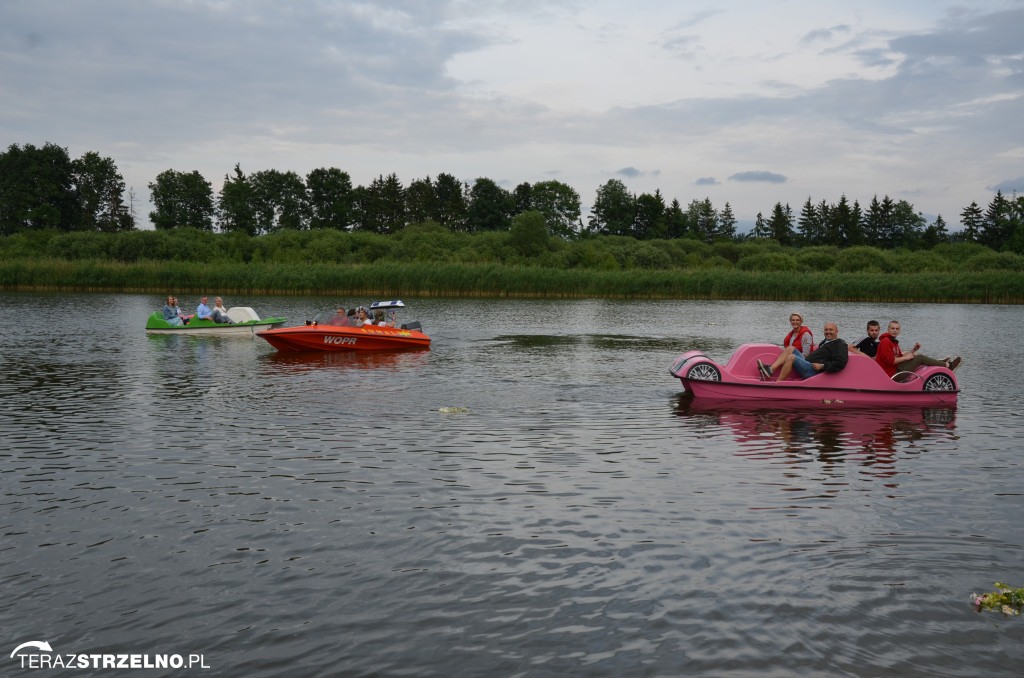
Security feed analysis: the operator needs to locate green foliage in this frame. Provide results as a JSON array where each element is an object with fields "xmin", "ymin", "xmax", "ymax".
[
  {"xmin": 888, "ymin": 249, "xmax": 951, "ymax": 273},
  {"xmin": 630, "ymin": 242, "xmax": 673, "ymax": 269},
  {"xmin": 795, "ymin": 246, "xmax": 838, "ymax": 272},
  {"xmin": 0, "ymin": 142, "xmax": 81, "ymax": 234},
  {"xmin": 509, "ymin": 211, "xmax": 549, "ymax": 257},
  {"xmin": 962, "ymin": 250, "xmax": 1024, "ymax": 272},
  {"xmin": 931, "ymin": 241, "xmax": 988, "ymax": 263},
  {"xmin": 1, "ymin": 257, "xmax": 1022, "ymax": 302},
  {"xmin": 835, "ymin": 246, "xmax": 892, "ymax": 273},
  {"xmin": 4, "ymin": 228, "xmax": 1024, "ymax": 303},
  {"xmin": 712, "ymin": 241, "xmax": 741, "ymax": 263},
  {"xmin": 736, "ymin": 252, "xmax": 798, "ymax": 272},
  {"xmin": 148, "ymin": 169, "xmax": 215, "ymax": 230}
]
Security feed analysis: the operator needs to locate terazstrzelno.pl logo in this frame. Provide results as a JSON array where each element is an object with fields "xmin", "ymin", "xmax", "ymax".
[{"xmin": 11, "ymin": 641, "xmax": 210, "ymax": 670}]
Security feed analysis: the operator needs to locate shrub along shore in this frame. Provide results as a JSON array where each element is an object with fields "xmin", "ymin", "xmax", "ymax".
[{"xmin": 2, "ymin": 258, "xmax": 1022, "ymax": 303}]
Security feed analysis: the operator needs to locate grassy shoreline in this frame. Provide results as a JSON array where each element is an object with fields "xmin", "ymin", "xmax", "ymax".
[{"xmin": 1, "ymin": 258, "xmax": 1022, "ymax": 303}]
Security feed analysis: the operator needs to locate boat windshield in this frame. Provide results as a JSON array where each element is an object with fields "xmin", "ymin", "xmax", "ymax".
[{"xmin": 318, "ymin": 309, "xmax": 353, "ymax": 326}]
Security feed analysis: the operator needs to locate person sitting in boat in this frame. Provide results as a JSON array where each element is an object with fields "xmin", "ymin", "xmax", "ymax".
[
  {"xmin": 784, "ymin": 312, "xmax": 814, "ymax": 357},
  {"xmin": 211, "ymin": 297, "xmax": 233, "ymax": 324},
  {"xmin": 196, "ymin": 295, "xmax": 214, "ymax": 321},
  {"xmin": 876, "ymin": 320, "xmax": 961, "ymax": 377},
  {"xmin": 758, "ymin": 322, "xmax": 848, "ymax": 381},
  {"xmin": 163, "ymin": 295, "xmax": 185, "ymax": 326},
  {"xmin": 759, "ymin": 312, "xmax": 815, "ymax": 371},
  {"xmin": 323, "ymin": 306, "xmax": 351, "ymax": 326},
  {"xmin": 849, "ymin": 320, "xmax": 881, "ymax": 357},
  {"xmin": 171, "ymin": 297, "xmax": 190, "ymax": 324},
  {"xmin": 355, "ymin": 307, "xmax": 374, "ymax": 327}
]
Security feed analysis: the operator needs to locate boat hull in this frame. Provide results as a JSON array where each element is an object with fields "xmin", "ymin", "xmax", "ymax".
[
  {"xmin": 145, "ymin": 312, "xmax": 286, "ymax": 336},
  {"xmin": 670, "ymin": 343, "xmax": 958, "ymax": 406},
  {"xmin": 256, "ymin": 324, "xmax": 431, "ymax": 351}
]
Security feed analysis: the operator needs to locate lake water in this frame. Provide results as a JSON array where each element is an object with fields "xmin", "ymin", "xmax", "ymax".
[{"xmin": 1, "ymin": 292, "xmax": 1022, "ymax": 677}]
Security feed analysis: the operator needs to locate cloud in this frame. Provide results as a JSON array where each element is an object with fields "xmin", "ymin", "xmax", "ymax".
[
  {"xmin": 2, "ymin": 0, "xmax": 1021, "ymax": 230},
  {"xmin": 988, "ymin": 177, "xmax": 1024, "ymax": 194},
  {"xmin": 800, "ymin": 24, "xmax": 851, "ymax": 47},
  {"xmin": 728, "ymin": 171, "xmax": 788, "ymax": 184},
  {"xmin": 616, "ymin": 167, "xmax": 660, "ymax": 179}
]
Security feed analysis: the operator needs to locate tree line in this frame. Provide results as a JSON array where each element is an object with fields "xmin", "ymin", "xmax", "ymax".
[{"xmin": 2, "ymin": 141, "xmax": 1023, "ymax": 253}]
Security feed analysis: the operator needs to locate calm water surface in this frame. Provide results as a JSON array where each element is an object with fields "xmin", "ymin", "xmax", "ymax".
[{"xmin": 1, "ymin": 292, "xmax": 1022, "ymax": 677}]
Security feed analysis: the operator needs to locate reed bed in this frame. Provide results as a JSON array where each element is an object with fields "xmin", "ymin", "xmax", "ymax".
[{"xmin": 2, "ymin": 258, "xmax": 1022, "ymax": 303}]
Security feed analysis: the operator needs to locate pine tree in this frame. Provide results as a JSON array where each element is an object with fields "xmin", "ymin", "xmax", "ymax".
[
  {"xmin": 980, "ymin": 190, "xmax": 1012, "ymax": 249},
  {"xmin": 718, "ymin": 202, "xmax": 737, "ymax": 240},
  {"xmin": 959, "ymin": 201, "xmax": 984, "ymax": 242}
]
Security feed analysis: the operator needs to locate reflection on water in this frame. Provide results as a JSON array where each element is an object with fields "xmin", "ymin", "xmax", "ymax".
[
  {"xmin": 675, "ymin": 395, "xmax": 959, "ymax": 496},
  {"xmin": 3, "ymin": 293, "xmax": 1024, "ymax": 678},
  {"xmin": 262, "ymin": 347, "xmax": 431, "ymax": 374}
]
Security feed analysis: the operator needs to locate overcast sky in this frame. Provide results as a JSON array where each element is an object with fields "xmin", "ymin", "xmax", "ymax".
[{"xmin": 3, "ymin": 0, "xmax": 1023, "ymax": 230}]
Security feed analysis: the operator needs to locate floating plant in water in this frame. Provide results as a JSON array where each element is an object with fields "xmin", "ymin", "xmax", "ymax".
[{"xmin": 972, "ymin": 583, "xmax": 1024, "ymax": 616}]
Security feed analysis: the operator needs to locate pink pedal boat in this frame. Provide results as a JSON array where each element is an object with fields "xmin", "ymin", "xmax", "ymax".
[{"xmin": 669, "ymin": 343, "xmax": 958, "ymax": 406}]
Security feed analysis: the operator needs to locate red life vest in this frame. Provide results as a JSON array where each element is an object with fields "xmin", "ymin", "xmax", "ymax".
[{"xmin": 784, "ymin": 326, "xmax": 814, "ymax": 354}]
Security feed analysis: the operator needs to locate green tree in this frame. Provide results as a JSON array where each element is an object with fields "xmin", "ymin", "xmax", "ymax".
[
  {"xmin": 513, "ymin": 182, "xmax": 533, "ymax": 215},
  {"xmin": 832, "ymin": 194, "xmax": 858, "ymax": 247},
  {"xmin": 588, "ymin": 179, "xmax": 635, "ymax": 236},
  {"xmin": 531, "ymin": 180, "xmax": 581, "ymax": 238},
  {"xmin": 433, "ymin": 173, "xmax": 468, "ymax": 231},
  {"xmin": 921, "ymin": 214, "xmax": 949, "ymax": 249},
  {"xmin": 148, "ymin": 169, "xmax": 215, "ymax": 230},
  {"xmin": 509, "ymin": 210, "xmax": 549, "ymax": 256},
  {"xmin": 665, "ymin": 198, "xmax": 688, "ymax": 239},
  {"xmin": 306, "ymin": 167, "xmax": 354, "ymax": 230},
  {"xmin": 861, "ymin": 195, "xmax": 897, "ymax": 248},
  {"xmin": 718, "ymin": 202, "xmax": 737, "ymax": 241},
  {"xmin": 959, "ymin": 201, "xmax": 984, "ymax": 242},
  {"xmin": 405, "ymin": 176, "xmax": 438, "ymax": 226},
  {"xmin": 687, "ymin": 198, "xmax": 719, "ymax": 243},
  {"xmin": 218, "ymin": 164, "xmax": 257, "ymax": 235},
  {"xmin": 72, "ymin": 151, "xmax": 130, "ymax": 231},
  {"xmin": 752, "ymin": 211, "xmax": 770, "ymax": 239},
  {"xmin": 877, "ymin": 195, "xmax": 898, "ymax": 248},
  {"xmin": 980, "ymin": 190, "xmax": 1013, "ymax": 250},
  {"xmin": 767, "ymin": 202, "xmax": 795, "ymax": 246},
  {"xmin": 634, "ymin": 190, "xmax": 667, "ymax": 240},
  {"xmin": 847, "ymin": 198, "xmax": 864, "ymax": 247},
  {"xmin": 893, "ymin": 199, "xmax": 926, "ymax": 249},
  {"xmin": 244, "ymin": 169, "xmax": 308, "ymax": 233},
  {"xmin": 797, "ymin": 197, "xmax": 822, "ymax": 245},
  {"xmin": 356, "ymin": 173, "xmax": 406, "ymax": 234},
  {"xmin": 1003, "ymin": 195, "xmax": 1024, "ymax": 254},
  {"xmin": 466, "ymin": 177, "xmax": 514, "ymax": 232},
  {"xmin": 0, "ymin": 142, "xmax": 79, "ymax": 234},
  {"xmin": 818, "ymin": 199, "xmax": 841, "ymax": 246}
]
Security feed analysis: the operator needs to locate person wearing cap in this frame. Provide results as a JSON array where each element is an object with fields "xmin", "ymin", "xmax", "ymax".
[{"xmin": 355, "ymin": 307, "xmax": 374, "ymax": 327}]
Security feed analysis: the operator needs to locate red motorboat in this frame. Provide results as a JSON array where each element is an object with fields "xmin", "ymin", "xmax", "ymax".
[{"xmin": 257, "ymin": 301, "xmax": 430, "ymax": 352}]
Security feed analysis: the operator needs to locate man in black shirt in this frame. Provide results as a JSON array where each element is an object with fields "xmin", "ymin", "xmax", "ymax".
[
  {"xmin": 759, "ymin": 322, "xmax": 848, "ymax": 381},
  {"xmin": 849, "ymin": 320, "xmax": 881, "ymax": 357}
]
